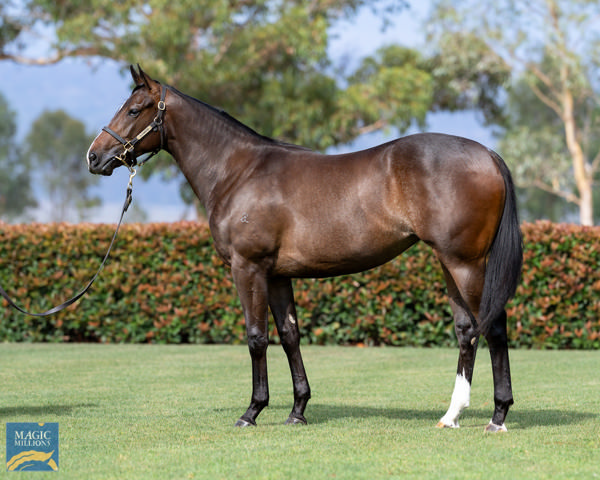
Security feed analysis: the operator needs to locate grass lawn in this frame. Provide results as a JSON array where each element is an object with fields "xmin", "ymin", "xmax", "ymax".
[{"xmin": 1, "ymin": 344, "xmax": 598, "ymax": 479}]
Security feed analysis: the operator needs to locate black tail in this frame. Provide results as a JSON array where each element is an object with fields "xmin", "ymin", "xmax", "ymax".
[{"xmin": 477, "ymin": 150, "xmax": 523, "ymax": 337}]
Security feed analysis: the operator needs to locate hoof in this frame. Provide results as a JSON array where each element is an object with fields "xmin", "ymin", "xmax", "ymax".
[
  {"xmin": 436, "ymin": 420, "xmax": 459, "ymax": 429},
  {"xmin": 234, "ymin": 417, "xmax": 256, "ymax": 428},
  {"xmin": 284, "ymin": 415, "xmax": 307, "ymax": 426},
  {"xmin": 484, "ymin": 422, "xmax": 507, "ymax": 433}
]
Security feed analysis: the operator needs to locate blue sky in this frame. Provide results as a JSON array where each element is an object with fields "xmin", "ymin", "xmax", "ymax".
[{"xmin": 1, "ymin": 2, "xmax": 493, "ymax": 223}]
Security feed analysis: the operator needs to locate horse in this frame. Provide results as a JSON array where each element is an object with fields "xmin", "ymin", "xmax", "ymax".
[{"xmin": 87, "ymin": 65, "xmax": 522, "ymax": 432}]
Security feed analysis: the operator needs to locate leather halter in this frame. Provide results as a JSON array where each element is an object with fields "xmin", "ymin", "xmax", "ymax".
[{"xmin": 102, "ymin": 84, "xmax": 167, "ymax": 170}]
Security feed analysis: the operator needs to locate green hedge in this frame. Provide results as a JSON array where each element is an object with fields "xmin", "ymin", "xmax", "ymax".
[{"xmin": 1, "ymin": 221, "xmax": 599, "ymax": 348}]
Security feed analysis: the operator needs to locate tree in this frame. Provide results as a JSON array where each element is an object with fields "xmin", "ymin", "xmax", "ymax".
[
  {"xmin": 24, "ymin": 110, "xmax": 100, "ymax": 222},
  {"xmin": 0, "ymin": 92, "xmax": 36, "ymax": 221},
  {"xmin": 497, "ymin": 72, "xmax": 592, "ymax": 223},
  {"xmin": 429, "ymin": 0, "xmax": 600, "ymax": 225}
]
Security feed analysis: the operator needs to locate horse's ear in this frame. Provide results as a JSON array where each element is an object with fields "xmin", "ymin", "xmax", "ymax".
[
  {"xmin": 130, "ymin": 65, "xmax": 142, "ymax": 86},
  {"xmin": 136, "ymin": 64, "xmax": 154, "ymax": 91}
]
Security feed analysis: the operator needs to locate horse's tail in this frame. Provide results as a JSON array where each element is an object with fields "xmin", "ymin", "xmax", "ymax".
[{"xmin": 477, "ymin": 150, "xmax": 523, "ymax": 337}]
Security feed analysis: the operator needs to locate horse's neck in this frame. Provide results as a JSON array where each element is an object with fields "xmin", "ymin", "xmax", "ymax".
[{"xmin": 165, "ymin": 92, "xmax": 268, "ymax": 216}]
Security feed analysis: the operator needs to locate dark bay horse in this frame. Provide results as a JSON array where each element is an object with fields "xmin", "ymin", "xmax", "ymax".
[{"xmin": 87, "ymin": 66, "xmax": 522, "ymax": 432}]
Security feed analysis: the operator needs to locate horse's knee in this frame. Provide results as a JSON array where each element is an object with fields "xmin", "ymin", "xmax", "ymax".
[
  {"xmin": 247, "ymin": 332, "xmax": 268, "ymax": 356},
  {"xmin": 279, "ymin": 325, "xmax": 300, "ymax": 349}
]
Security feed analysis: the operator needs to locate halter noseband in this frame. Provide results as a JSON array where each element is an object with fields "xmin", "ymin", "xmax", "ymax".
[{"xmin": 102, "ymin": 84, "xmax": 168, "ymax": 171}]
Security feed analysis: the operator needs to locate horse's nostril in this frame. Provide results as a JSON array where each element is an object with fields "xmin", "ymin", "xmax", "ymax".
[{"xmin": 89, "ymin": 152, "xmax": 97, "ymax": 163}]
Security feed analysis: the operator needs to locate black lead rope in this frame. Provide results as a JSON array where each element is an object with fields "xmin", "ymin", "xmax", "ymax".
[
  {"xmin": 1, "ymin": 84, "xmax": 167, "ymax": 317},
  {"xmin": 0, "ymin": 173, "xmax": 135, "ymax": 317}
]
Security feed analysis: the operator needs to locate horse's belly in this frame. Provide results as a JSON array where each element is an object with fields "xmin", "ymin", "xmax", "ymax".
[{"xmin": 274, "ymin": 225, "xmax": 418, "ymax": 278}]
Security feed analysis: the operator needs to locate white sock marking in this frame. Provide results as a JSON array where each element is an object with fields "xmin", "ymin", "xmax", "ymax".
[{"xmin": 439, "ymin": 371, "xmax": 471, "ymax": 428}]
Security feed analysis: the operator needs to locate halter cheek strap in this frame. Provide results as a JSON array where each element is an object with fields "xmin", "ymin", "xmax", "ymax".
[{"xmin": 102, "ymin": 84, "xmax": 167, "ymax": 169}]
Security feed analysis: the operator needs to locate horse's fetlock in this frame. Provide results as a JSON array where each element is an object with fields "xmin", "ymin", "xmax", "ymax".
[
  {"xmin": 294, "ymin": 384, "xmax": 311, "ymax": 401},
  {"xmin": 493, "ymin": 390, "xmax": 514, "ymax": 414},
  {"xmin": 252, "ymin": 395, "xmax": 269, "ymax": 410}
]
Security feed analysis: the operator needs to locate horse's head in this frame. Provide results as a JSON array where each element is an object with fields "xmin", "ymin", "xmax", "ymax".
[{"xmin": 87, "ymin": 65, "xmax": 166, "ymax": 175}]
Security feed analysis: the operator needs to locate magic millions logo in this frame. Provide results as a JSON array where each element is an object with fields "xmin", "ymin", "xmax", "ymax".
[{"xmin": 6, "ymin": 423, "xmax": 59, "ymax": 472}]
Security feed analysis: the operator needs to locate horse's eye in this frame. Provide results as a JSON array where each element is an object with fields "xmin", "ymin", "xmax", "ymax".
[{"xmin": 128, "ymin": 109, "xmax": 140, "ymax": 117}]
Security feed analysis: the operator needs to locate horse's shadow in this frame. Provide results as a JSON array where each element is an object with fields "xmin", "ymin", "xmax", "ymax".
[
  {"xmin": 0, "ymin": 404, "xmax": 97, "ymax": 418},
  {"xmin": 264, "ymin": 403, "xmax": 597, "ymax": 430},
  {"xmin": 3, "ymin": 403, "xmax": 595, "ymax": 430}
]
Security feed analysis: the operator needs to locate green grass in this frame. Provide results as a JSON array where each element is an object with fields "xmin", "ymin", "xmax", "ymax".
[{"xmin": 1, "ymin": 344, "xmax": 598, "ymax": 479}]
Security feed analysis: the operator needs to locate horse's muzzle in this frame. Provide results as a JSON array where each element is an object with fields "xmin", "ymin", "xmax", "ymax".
[{"xmin": 87, "ymin": 151, "xmax": 117, "ymax": 176}]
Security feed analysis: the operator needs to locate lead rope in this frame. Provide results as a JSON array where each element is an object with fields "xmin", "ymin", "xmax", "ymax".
[{"xmin": 0, "ymin": 168, "xmax": 137, "ymax": 317}]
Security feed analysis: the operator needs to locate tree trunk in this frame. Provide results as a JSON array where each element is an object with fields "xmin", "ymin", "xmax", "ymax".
[
  {"xmin": 578, "ymin": 184, "xmax": 593, "ymax": 227},
  {"xmin": 563, "ymin": 87, "xmax": 593, "ymax": 226}
]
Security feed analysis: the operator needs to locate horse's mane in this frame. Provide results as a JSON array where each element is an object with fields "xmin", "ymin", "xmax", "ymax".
[{"xmin": 168, "ymin": 86, "xmax": 311, "ymax": 151}]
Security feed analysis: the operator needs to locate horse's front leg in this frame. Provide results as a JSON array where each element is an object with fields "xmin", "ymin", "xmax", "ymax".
[
  {"xmin": 232, "ymin": 261, "xmax": 270, "ymax": 427},
  {"xmin": 268, "ymin": 277, "xmax": 311, "ymax": 425}
]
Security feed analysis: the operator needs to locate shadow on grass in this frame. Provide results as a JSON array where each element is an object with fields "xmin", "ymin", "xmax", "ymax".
[
  {"xmin": 252, "ymin": 403, "xmax": 597, "ymax": 430},
  {"xmin": 0, "ymin": 404, "xmax": 97, "ymax": 418},
  {"xmin": 3, "ymin": 403, "xmax": 595, "ymax": 431}
]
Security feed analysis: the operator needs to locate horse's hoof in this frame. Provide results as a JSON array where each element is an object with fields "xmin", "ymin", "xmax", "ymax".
[
  {"xmin": 436, "ymin": 420, "xmax": 459, "ymax": 429},
  {"xmin": 284, "ymin": 415, "xmax": 307, "ymax": 426},
  {"xmin": 234, "ymin": 417, "xmax": 256, "ymax": 428},
  {"xmin": 484, "ymin": 422, "xmax": 507, "ymax": 433}
]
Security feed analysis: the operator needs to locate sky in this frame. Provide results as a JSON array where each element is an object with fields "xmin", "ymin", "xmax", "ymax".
[{"xmin": 1, "ymin": 2, "xmax": 494, "ymax": 223}]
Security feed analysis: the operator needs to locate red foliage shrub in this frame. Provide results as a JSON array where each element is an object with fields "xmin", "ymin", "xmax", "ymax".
[{"xmin": 1, "ymin": 220, "xmax": 599, "ymax": 348}]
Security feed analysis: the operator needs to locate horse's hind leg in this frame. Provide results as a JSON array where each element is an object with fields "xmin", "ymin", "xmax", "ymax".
[
  {"xmin": 268, "ymin": 277, "xmax": 311, "ymax": 425},
  {"xmin": 436, "ymin": 258, "xmax": 513, "ymax": 431},
  {"xmin": 436, "ymin": 260, "xmax": 482, "ymax": 429},
  {"xmin": 484, "ymin": 309, "xmax": 513, "ymax": 432}
]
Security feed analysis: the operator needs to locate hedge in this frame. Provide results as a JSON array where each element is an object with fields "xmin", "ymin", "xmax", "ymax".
[{"xmin": 1, "ymin": 220, "xmax": 599, "ymax": 348}]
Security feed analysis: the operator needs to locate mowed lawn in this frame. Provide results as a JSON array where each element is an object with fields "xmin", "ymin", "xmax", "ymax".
[{"xmin": 1, "ymin": 344, "xmax": 598, "ymax": 479}]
